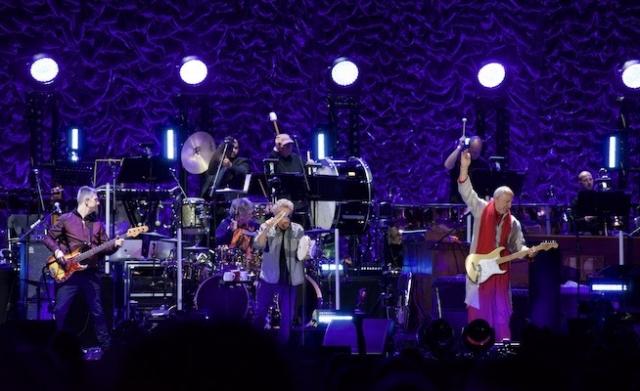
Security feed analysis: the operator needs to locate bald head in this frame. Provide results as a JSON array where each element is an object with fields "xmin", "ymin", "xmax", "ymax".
[{"xmin": 578, "ymin": 171, "xmax": 593, "ymax": 190}]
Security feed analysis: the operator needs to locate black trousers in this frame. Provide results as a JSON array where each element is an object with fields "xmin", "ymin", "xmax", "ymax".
[{"xmin": 54, "ymin": 269, "xmax": 110, "ymax": 348}]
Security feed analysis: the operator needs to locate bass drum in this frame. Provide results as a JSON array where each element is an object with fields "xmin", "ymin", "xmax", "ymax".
[
  {"xmin": 194, "ymin": 276, "xmax": 251, "ymax": 320},
  {"xmin": 312, "ymin": 157, "xmax": 373, "ymax": 235}
]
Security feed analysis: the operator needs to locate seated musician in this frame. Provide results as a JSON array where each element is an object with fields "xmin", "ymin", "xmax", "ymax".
[
  {"xmin": 215, "ymin": 197, "xmax": 260, "ymax": 247},
  {"xmin": 458, "ymin": 151, "xmax": 536, "ymax": 341}
]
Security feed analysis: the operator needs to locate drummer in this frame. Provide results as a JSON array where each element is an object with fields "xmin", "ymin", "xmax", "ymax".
[{"xmin": 215, "ymin": 197, "xmax": 260, "ymax": 247}]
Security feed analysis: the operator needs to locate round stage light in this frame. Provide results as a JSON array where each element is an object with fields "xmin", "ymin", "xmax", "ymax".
[
  {"xmin": 179, "ymin": 56, "xmax": 208, "ymax": 85},
  {"xmin": 621, "ymin": 60, "xmax": 640, "ymax": 89},
  {"xmin": 462, "ymin": 319, "xmax": 496, "ymax": 353},
  {"xmin": 477, "ymin": 62, "xmax": 506, "ymax": 88},
  {"xmin": 331, "ymin": 58, "xmax": 359, "ymax": 87},
  {"xmin": 30, "ymin": 55, "xmax": 59, "ymax": 84}
]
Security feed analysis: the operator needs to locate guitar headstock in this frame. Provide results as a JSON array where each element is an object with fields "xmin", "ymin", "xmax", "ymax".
[
  {"xmin": 126, "ymin": 225, "xmax": 149, "ymax": 238},
  {"xmin": 536, "ymin": 240, "xmax": 558, "ymax": 251}
]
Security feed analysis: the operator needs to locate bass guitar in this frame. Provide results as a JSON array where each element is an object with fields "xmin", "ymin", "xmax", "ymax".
[
  {"xmin": 465, "ymin": 240, "xmax": 558, "ymax": 285},
  {"xmin": 47, "ymin": 225, "xmax": 148, "ymax": 282}
]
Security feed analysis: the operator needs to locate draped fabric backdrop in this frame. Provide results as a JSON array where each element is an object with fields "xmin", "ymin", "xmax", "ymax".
[{"xmin": 1, "ymin": 0, "xmax": 639, "ymax": 206}]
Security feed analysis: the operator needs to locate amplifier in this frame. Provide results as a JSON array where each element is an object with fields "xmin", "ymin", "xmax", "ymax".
[{"xmin": 122, "ymin": 261, "xmax": 174, "ymax": 320}]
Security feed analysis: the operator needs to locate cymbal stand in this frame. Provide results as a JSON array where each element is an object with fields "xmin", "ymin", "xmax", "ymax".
[{"xmin": 169, "ymin": 167, "xmax": 186, "ymax": 311}]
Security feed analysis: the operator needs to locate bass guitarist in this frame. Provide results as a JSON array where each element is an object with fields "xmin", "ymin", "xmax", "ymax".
[
  {"xmin": 458, "ymin": 151, "xmax": 537, "ymax": 341},
  {"xmin": 43, "ymin": 186, "xmax": 124, "ymax": 351}
]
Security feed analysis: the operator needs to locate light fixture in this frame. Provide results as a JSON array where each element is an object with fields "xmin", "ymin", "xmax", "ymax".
[
  {"xmin": 417, "ymin": 319, "xmax": 455, "ymax": 358},
  {"xmin": 30, "ymin": 54, "xmax": 59, "ymax": 84},
  {"xmin": 621, "ymin": 60, "xmax": 640, "ymax": 89},
  {"xmin": 477, "ymin": 62, "xmax": 506, "ymax": 88},
  {"xmin": 462, "ymin": 319, "xmax": 495, "ymax": 353},
  {"xmin": 608, "ymin": 135, "xmax": 619, "ymax": 169},
  {"xmin": 68, "ymin": 127, "xmax": 81, "ymax": 162},
  {"xmin": 164, "ymin": 128, "xmax": 176, "ymax": 160},
  {"xmin": 331, "ymin": 57, "xmax": 359, "ymax": 87},
  {"xmin": 179, "ymin": 56, "xmax": 208, "ymax": 85}
]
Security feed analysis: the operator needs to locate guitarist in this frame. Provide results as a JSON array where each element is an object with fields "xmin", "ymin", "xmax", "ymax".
[
  {"xmin": 458, "ymin": 151, "xmax": 536, "ymax": 341},
  {"xmin": 43, "ymin": 186, "xmax": 124, "ymax": 351}
]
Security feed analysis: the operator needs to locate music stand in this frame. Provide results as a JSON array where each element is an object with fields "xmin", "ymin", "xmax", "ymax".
[
  {"xmin": 116, "ymin": 156, "xmax": 173, "ymax": 230},
  {"xmin": 574, "ymin": 190, "xmax": 630, "ymax": 234},
  {"xmin": 117, "ymin": 156, "xmax": 173, "ymax": 184},
  {"xmin": 470, "ymin": 169, "xmax": 525, "ymax": 199}
]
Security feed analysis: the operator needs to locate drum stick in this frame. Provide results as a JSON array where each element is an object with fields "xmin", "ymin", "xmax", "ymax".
[
  {"xmin": 269, "ymin": 112, "xmax": 280, "ymax": 135},
  {"xmin": 462, "ymin": 117, "xmax": 467, "ymax": 138},
  {"xmin": 257, "ymin": 178, "xmax": 268, "ymax": 198}
]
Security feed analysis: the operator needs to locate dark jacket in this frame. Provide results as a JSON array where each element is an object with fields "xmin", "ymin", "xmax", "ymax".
[{"xmin": 43, "ymin": 210, "xmax": 118, "ymax": 269}]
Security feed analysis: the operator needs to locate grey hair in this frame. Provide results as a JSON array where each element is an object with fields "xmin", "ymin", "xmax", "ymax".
[
  {"xmin": 493, "ymin": 186, "xmax": 514, "ymax": 199},
  {"xmin": 272, "ymin": 198, "xmax": 294, "ymax": 216},
  {"xmin": 230, "ymin": 197, "xmax": 254, "ymax": 216},
  {"xmin": 77, "ymin": 186, "xmax": 97, "ymax": 205}
]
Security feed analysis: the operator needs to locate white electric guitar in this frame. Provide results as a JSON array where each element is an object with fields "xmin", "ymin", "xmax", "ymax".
[{"xmin": 465, "ymin": 241, "xmax": 558, "ymax": 285}]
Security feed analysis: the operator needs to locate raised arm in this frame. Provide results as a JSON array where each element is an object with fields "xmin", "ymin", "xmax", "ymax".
[
  {"xmin": 444, "ymin": 136, "xmax": 466, "ymax": 170},
  {"xmin": 458, "ymin": 150, "xmax": 486, "ymax": 215}
]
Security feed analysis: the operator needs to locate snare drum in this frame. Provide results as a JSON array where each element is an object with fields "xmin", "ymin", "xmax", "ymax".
[{"xmin": 181, "ymin": 197, "xmax": 210, "ymax": 229}]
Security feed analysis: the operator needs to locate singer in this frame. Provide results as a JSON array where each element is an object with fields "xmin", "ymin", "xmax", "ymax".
[{"xmin": 252, "ymin": 198, "xmax": 306, "ymax": 344}]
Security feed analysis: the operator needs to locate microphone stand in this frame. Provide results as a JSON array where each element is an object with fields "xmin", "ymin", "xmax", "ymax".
[
  {"xmin": 208, "ymin": 143, "xmax": 229, "ymax": 248},
  {"xmin": 208, "ymin": 143, "xmax": 229, "ymax": 198},
  {"xmin": 33, "ymin": 169, "xmax": 46, "ymax": 217}
]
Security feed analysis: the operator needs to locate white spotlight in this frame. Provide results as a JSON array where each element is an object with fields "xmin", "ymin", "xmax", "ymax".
[
  {"xmin": 477, "ymin": 62, "xmax": 506, "ymax": 88},
  {"xmin": 165, "ymin": 128, "xmax": 176, "ymax": 160},
  {"xmin": 30, "ymin": 55, "xmax": 59, "ymax": 84},
  {"xmin": 621, "ymin": 60, "xmax": 640, "ymax": 89},
  {"xmin": 331, "ymin": 58, "xmax": 359, "ymax": 87},
  {"xmin": 179, "ymin": 56, "xmax": 208, "ymax": 85}
]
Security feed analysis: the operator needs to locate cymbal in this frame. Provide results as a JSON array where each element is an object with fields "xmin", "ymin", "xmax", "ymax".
[
  {"xmin": 305, "ymin": 228, "xmax": 332, "ymax": 235},
  {"xmin": 181, "ymin": 131, "xmax": 216, "ymax": 174},
  {"xmin": 160, "ymin": 238, "xmax": 184, "ymax": 244},
  {"xmin": 141, "ymin": 231, "xmax": 168, "ymax": 239}
]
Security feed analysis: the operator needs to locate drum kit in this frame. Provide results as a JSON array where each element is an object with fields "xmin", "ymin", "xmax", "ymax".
[{"xmin": 127, "ymin": 130, "xmax": 366, "ymax": 323}]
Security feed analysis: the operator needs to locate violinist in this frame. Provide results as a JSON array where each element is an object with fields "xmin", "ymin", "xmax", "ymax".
[{"xmin": 215, "ymin": 198, "xmax": 260, "ymax": 249}]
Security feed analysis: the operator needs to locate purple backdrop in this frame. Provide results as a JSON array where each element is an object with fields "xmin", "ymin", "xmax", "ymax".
[{"xmin": 1, "ymin": 0, "xmax": 639, "ymax": 205}]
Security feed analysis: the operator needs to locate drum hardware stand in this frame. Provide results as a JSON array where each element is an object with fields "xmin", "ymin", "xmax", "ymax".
[
  {"xmin": 168, "ymin": 168, "xmax": 187, "ymax": 312},
  {"xmin": 293, "ymin": 135, "xmax": 313, "ymax": 229},
  {"xmin": 207, "ymin": 142, "xmax": 229, "ymax": 249}
]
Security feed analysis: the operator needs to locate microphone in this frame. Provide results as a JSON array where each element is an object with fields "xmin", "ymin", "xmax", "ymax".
[
  {"xmin": 269, "ymin": 112, "xmax": 280, "ymax": 135},
  {"xmin": 53, "ymin": 202, "xmax": 62, "ymax": 214}
]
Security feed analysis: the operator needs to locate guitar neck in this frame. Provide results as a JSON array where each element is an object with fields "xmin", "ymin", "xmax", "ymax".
[
  {"xmin": 75, "ymin": 239, "xmax": 116, "ymax": 264},
  {"xmin": 496, "ymin": 247, "xmax": 536, "ymax": 265}
]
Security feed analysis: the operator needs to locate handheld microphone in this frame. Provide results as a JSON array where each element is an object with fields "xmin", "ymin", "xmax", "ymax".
[
  {"xmin": 53, "ymin": 202, "xmax": 62, "ymax": 214},
  {"xmin": 269, "ymin": 112, "xmax": 280, "ymax": 135}
]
